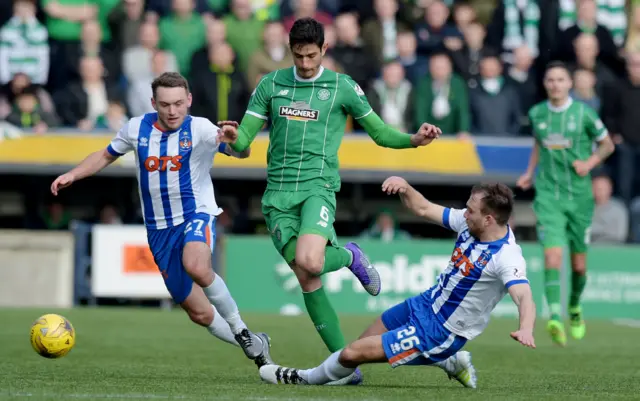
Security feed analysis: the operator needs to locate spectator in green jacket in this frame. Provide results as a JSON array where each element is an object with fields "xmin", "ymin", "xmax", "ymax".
[
  {"xmin": 159, "ymin": 0, "xmax": 206, "ymax": 77},
  {"xmin": 223, "ymin": 0, "xmax": 265, "ymax": 74},
  {"xmin": 414, "ymin": 51, "xmax": 471, "ymax": 139},
  {"xmin": 360, "ymin": 209, "xmax": 411, "ymax": 243}
]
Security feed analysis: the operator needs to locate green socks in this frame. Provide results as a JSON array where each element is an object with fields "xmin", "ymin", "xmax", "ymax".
[
  {"xmin": 545, "ymin": 269, "xmax": 562, "ymax": 321},
  {"xmin": 569, "ymin": 272, "xmax": 587, "ymax": 309},
  {"xmin": 320, "ymin": 246, "xmax": 352, "ymax": 275},
  {"xmin": 303, "ymin": 287, "xmax": 345, "ymax": 352},
  {"xmin": 545, "ymin": 268, "xmax": 588, "ymax": 319}
]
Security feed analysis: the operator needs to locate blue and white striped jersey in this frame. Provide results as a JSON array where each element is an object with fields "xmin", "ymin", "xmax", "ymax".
[
  {"xmin": 106, "ymin": 113, "xmax": 232, "ymax": 230},
  {"xmin": 428, "ymin": 208, "xmax": 529, "ymax": 340}
]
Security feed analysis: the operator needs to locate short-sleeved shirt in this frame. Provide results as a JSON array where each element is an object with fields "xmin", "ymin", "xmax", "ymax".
[
  {"xmin": 107, "ymin": 113, "xmax": 234, "ymax": 229},
  {"xmin": 529, "ymin": 98, "xmax": 608, "ymax": 201},
  {"xmin": 424, "ymin": 208, "xmax": 529, "ymax": 340},
  {"xmin": 247, "ymin": 66, "xmax": 373, "ymax": 192}
]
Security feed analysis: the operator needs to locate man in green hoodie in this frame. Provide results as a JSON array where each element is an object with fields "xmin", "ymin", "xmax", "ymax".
[
  {"xmin": 360, "ymin": 209, "xmax": 411, "ymax": 242},
  {"xmin": 414, "ymin": 52, "xmax": 470, "ymax": 137}
]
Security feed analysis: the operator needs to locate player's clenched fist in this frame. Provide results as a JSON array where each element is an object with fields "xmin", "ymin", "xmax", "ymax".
[
  {"xmin": 411, "ymin": 123, "xmax": 442, "ymax": 147},
  {"xmin": 516, "ymin": 172, "xmax": 533, "ymax": 190},
  {"xmin": 51, "ymin": 173, "xmax": 75, "ymax": 196},
  {"xmin": 217, "ymin": 120, "xmax": 239, "ymax": 129},
  {"xmin": 382, "ymin": 176, "xmax": 409, "ymax": 195},
  {"xmin": 217, "ymin": 124, "xmax": 238, "ymax": 144}
]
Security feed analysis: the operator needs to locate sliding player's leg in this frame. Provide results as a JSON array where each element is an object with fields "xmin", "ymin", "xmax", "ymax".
[
  {"xmin": 179, "ymin": 213, "xmax": 270, "ymax": 363},
  {"xmin": 534, "ymin": 197, "xmax": 568, "ymax": 346},
  {"xmin": 566, "ymin": 199, "xmax": 594, "ymax": 340},
  {"xmin": 259, "ymin": 332, "xmax": 387, "ymax": 385},
  {"xmin": 259, "ymin": 300, "xmax": 472, "ymax": 387}
]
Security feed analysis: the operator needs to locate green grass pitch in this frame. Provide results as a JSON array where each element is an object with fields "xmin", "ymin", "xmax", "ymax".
[{"xmin": 1, "ymin": 307, "xmax": 639, "ymax": 401}]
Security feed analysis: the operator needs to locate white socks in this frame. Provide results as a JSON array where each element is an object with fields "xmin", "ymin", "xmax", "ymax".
[
  {"xmin": 206, "ymin": 305, "xmax": 239, "ymax": 346},
  {"xmin": 434, "ymin": 357, "xmax": 454, "ymax": 373},
  {"xmin": 299, "ymin": 351, "xmax": 355, "ymax": 385},
  {"xmin": 202, "ymin": 275, "xmax": 247, "ymax": 335}
]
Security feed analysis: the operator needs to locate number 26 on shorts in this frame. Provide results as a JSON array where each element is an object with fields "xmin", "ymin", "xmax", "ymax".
[
  {"xmin": 397, "ymin": 326, "xmax": 421, "ymax": 351},
  {"xmin": 317, "ymin": 205, "xmax": 330, "ymax": 228}
]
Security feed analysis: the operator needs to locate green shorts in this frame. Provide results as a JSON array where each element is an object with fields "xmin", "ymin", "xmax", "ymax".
[
  {"xmin": 261, "ymin": 189, "xmax": 339, "ymax": 256},
  {"xmin": 533, "ymin": 194, "xmax": 594, "ymax": 254}
]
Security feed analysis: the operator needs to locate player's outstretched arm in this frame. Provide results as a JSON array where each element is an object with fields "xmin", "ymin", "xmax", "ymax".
[
  {"xmin": 51, "ymin": 148, "xmax": 117, "ymax": 195},
  {"xmin": 220, "ymin": 143, "xmax": 251, "ymax": 159},
  {"xmin": 359, "ymin": 112, "xmax": 441, "ymax": 149},
  {"xmin": 217, "ymin": 114, "xmax": 264, "ymax": 153},
  {"xmin": 382, "ymin": 176, "xmax": 446, "ymax": 225},
  {"xmin": 516, "ymin": 142, "xmax": 539, "ymax": 190},
  {"xmin": 508, "ymin": 283, "xmax": 536, "ymax": 349}
]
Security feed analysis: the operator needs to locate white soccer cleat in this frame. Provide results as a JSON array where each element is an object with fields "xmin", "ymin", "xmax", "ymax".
[
  {"xmin": 259, "ymin": 365, "xmax": 308, "ymax": 385},
  {"xmin": 445, "ymin": 351, "xmax": 477, "ymax": 389}
]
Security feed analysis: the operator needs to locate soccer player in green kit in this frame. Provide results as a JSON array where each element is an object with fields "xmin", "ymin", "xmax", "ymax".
[
  {"xmin": 517, "ymin": 62, "xmax": 615, "ymax": 346},
  {"xmin": 217, "ymin": 18, "xmax": 441, "ymax": 383}
]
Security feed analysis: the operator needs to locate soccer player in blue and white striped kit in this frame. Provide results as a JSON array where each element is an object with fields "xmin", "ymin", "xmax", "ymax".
[
  {"xmin": 51, "ymin": 72, "xmax": 272, "ymax": 367},
  {"xmin": 260, "ymin": 177, "xmax": 537, "ymax": 388}
]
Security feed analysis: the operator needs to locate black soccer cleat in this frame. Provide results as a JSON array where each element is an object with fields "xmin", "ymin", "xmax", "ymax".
[
  {"xmin": 254, "ymin": 332, "xmax": 273, "ymax": 368},
  {"xmin": 234, "ymin": 328, "xmax": 263, "ymax": 360}
]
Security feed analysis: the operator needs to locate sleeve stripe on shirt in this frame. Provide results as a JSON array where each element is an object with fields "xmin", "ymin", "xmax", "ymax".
[
  {"xmin": 442, "ymin": 207, "xmax": 451, "ymax": 230},
  {"xmin": 354, "ymin": 109, "xmax": 373, "ymax": 120},
  {"xmin": 505, "ymin": 279, "xmax": 529, "ymax": 289},
  {"xmin": 596, "ymin": 130, "xmax": 609, "ymax": 141},
  {"xmin": 106, "ymin": 144, "xmax": 123, "ymax": 157},
  {"xmin": 246, "ymin": 110, "xmax": 268, "ymax": 120}
]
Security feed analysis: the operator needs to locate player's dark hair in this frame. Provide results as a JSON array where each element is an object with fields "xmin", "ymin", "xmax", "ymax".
[
  {"xmin": 151, "ymin": 72, "xmax": 189, "ymax": 98},
  {"xmin": 471, "ymin": 183, "xmax": 514, "ymax": 226},
  {"xmin": 289, "ymin": 17, "xmax": 324, "ymax": 50},
  {"xmin": 545, "ymin": 61, "xmax": 571, "ymax": 77}
]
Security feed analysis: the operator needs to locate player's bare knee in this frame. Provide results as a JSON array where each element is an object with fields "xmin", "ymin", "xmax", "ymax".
[
  {"xmin": 295, "ymin": 249, "xmax": 324, "ymax": 276},
  {"xmin": 186, "ymin": 304, "xmax": 214, "ymax": 327},
  {"xmin": 571, "ymin": 257, "xmax": 587, "ymax": 275},
  {"xmin": 544, "ymin": 250, "xmax": 562, "ymax": 269},
  {"xmin": 339, "ymin": 344, "xmax": 362, "ymax": 367},
  {"xmin": 183, "ymin": 244, "xmax": 213, "ymax": 285}
]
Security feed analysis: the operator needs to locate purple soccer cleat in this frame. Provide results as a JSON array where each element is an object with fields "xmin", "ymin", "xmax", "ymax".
[{"xmin": 345, "ymin": 242, "xmax": 381, "ymax": 296}]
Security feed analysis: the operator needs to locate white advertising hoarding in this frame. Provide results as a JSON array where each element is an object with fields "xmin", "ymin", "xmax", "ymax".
[{"xmin": 92, "ymin": 225, "xmax": 170, "ymax": 298}]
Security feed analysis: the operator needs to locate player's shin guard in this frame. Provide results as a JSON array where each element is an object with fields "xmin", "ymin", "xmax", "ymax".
[
  {"xmin": 206, "ymin": 305, "xmax": 239, "ymax": 346},
  {"xmin": 202, "ymin": 275, "xmax": 247, "ymax": 334},
  {"xmin": 320, "ymin": 246, "xmax": 353, "ymax": 275},
  {"xmin": 299, "ymin": 351, "xmax": 355, "ymax": 385},
  {"xmin": 303, "ymin": 287, "xmax": 346, "ymax": 352}
]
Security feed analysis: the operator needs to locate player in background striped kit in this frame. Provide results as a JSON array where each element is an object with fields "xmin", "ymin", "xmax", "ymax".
[{"xmin": 51, "ymin": 72, "xmax": 272, "ymax": 368}]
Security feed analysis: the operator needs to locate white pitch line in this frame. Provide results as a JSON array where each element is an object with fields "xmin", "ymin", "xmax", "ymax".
[
  {"xmin": 1, "ymin": 392, "xmax": 382, "ymax": 401},
  {"xmin": 612, "ymin": 319, "xmax": 640, "ymax": 328}
]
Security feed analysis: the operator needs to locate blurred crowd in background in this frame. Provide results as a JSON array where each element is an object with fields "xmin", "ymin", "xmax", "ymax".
[{"xmin": 2, "ymin": 0, "xmax": 640, "ymax": 245}]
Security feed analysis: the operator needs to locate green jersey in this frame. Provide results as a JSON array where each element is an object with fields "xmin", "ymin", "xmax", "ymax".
[
  {"xmin": 529, "ymin": 99, "xmax": 608, "ymax": 201},
  {"xmin": 241, "ymin": 66, "xmax": 411, "ymax": 192}
]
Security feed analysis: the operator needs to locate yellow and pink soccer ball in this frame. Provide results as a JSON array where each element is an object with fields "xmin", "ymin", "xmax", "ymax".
[{"xmin": 29, "ymin": 314, "xmax": 76, "ymax": 358}]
